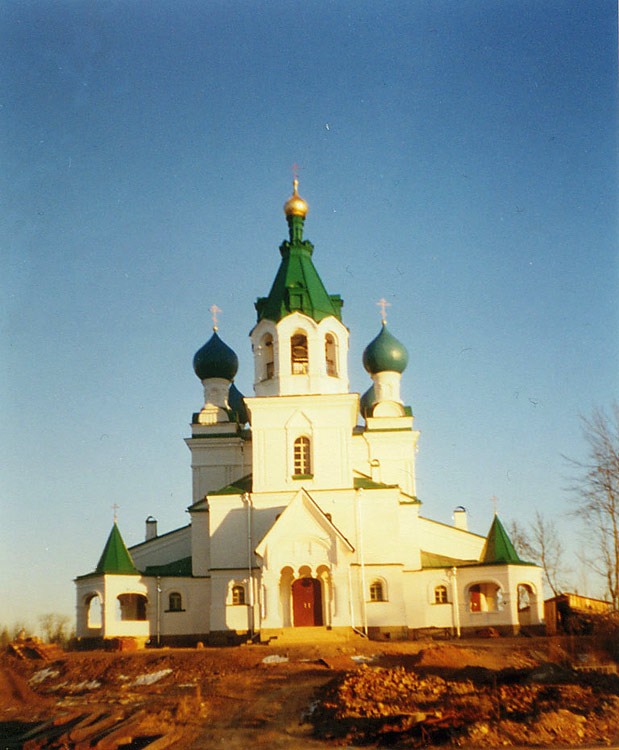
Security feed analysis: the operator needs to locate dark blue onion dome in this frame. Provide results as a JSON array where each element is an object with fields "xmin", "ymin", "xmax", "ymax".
[
  {"xmin": 362, "ymin": 323, "xmax": 408, "ymax": 375},
  {"xmin": 359, "ymin": 385, "xmax": 377, "ymax": 419},
  {"xmin": 193, "ymin": 330, "xmax": 239, "ymax": 381},
  {"xmin": 228, "ymin": 383, "xmax": 249, "ymax": 425}
]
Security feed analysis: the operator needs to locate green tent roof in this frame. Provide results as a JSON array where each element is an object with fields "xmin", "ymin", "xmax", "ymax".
[
  {"xmin": 255, "ymin": 215, "xmax": 343, "ymax": 324},
  {"xmin": 95, "ymin": 523, "xmax": 140, "ymax": 575},
  {"xmin": 480, "ymin": 515, "xmax": 522, "ymax": 564}
]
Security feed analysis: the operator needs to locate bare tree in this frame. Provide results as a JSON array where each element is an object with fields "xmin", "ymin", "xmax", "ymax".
[
  {"xmin": 508, "ymin": 512, "xmax": 567, "ymax": 596},
  {"xmin": 38, "ymin": 613, "xmax": 72, "ymax": 647},
  {"xmin": 568, "ymin": 404, "xmax": 619, "ymax": 610}
]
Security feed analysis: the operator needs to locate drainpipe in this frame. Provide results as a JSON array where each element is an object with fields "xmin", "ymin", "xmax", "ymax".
[
  {"xmin": 356, "ymin": 489, "xmax": 368, "ymax": 635},
  {"xmin": 242, "ymin": 493, "xmax": 254, "ymax": 639},
  {"xmin": 156, "ymin": 576, "xmax": 161, "ymax": 646},
  {"xmin": 348, "ymin": 566, "xmax": 367, "ymax": 638},
  {"xmin": 451, "ymin": 567, "xmax": 461, "ymax": 638}
]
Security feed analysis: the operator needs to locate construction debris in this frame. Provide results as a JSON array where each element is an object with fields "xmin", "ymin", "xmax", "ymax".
[
  {"xmin": 8, "ymin": 637, "xmax": 64, "ymax": 661},
  {"xmin": 311, "ymin": 662, "xmax": 619, "ymax": 747}
]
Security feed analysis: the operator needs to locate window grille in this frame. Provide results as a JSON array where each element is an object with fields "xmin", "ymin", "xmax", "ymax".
[
  {"xmin": 369, "ymin": 581, "xmax": 385, "ymax": 602},
  {"xmin": 231, "ymin": 585, "xmax": 245, "ymax": 605},
  {"xmin": 293, "ymin": 436, "xmax": 311, "ymax": 476}
]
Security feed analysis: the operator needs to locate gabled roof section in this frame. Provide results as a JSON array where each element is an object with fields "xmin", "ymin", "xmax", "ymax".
[
  {"xmin": 95, "ymin": 523, "xmax": 139, "ymax": 575},
  {"xmin": 255, "ymin": 488, "xmax": 354, "ymax": 558},
  {"xmin": 255, "ymin": 220, "xmax": 343, "ymax": 324},
  {"xmin": 480, "ymin": 515, "xmax": 522, "ymax": 564}
]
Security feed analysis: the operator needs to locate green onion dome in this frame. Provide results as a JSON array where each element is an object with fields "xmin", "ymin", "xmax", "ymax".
[
  {"xmin": 362, "ymin": 323, "xmax": 408, "ymax": 375},
  {"xmin": 228, "ymin": 383, "xmax": 249, "ymax": 425},
  {"xmin": 193, "ymin": 330, "xmax": 239, "ymax": 381},
  {"xmin": 359, "ymin": 384, "xmax": 377, "ymax": 419}
]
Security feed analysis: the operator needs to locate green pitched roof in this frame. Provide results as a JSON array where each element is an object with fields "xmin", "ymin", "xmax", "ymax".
[
  {"xmin": 143, "ymin": 556, "xmax": 193, "ymax": 577},
  {"xmin": 420, "ymin": 550, "xmax": 473, "ymax": 568},
  {"xmin": 208, "ymin": 473, "xmax": 253, "ymax": 496},
  {"xmin": 95, "ymin": 523, "xmax": 140, "ymax": 575},
  {"xmin": 480, "ymin": 515, "xmax": 522, "ymax": 564},
  {"xmin": 255, "ymin": 216, "xmax": 343, "ymax": 324}
]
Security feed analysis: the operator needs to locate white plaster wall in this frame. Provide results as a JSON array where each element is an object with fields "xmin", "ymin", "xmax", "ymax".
[
  {"xmin": 356, "ymin": 426, "xmax": 420, "ymax": 497},
  {"xmin": 416, "ymin": 517, "xmax": 486, "ymax": 561},
  {"xmin": 245, "ymin": 393, "xmax": 358, "ymax": 492},
  {"xmin": 185, "ymin": 435, "xmax": 251, "ymax": 502},
  {"xmin": 403, "ymin": 570, "xmax": 458, "ymax": 630},
  {"xmin": 190, "ymin": 509, "xmax": 210, "ymax": 576},
  {"xmin": 101, "ymin": 575, "xmax": 151, "ymax": 638},
  {"xmin": 360, "ymin": 566, "xmax": 407, "ymax": 627},
  {"xmin": 159, "ymin": 578, "xmax": 210, "ymax": 636},
  {"xmin": 129, "ymin": 526, "xmax": 191, "ymax": 569},
  {"xmin": 209, "ymin": 571, "xmax": 256, "ymax": 632},
  {"xmin": 75, "ymin": 577, "xmax": 105, "ymax": 638}
]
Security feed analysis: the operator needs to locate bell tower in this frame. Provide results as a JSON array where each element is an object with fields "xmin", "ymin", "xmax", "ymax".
[{"xmin": 250, "ymin": 179, "xmax": 350, "ymax": 397}]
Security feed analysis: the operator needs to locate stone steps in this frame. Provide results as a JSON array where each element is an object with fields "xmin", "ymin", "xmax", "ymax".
[{"xmin": 261, "ymin": 626, "xmax": 363, "ymax": 644}]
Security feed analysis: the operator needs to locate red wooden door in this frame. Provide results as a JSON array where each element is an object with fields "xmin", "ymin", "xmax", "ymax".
[
  {"xmin": 470, "ymin": 586, "xmax": 481, "ymax": 612},
  {"xmin": 292, "ymin": 578, "xmax": 323, "ymax": 626}
]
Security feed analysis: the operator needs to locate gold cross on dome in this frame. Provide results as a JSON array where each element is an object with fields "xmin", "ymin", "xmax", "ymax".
[
  {"xmin": 112, "ymin": 503, "xmax": 119, "ymax": 523},
  {"xmin": 209, "ymin": 304, "xmax": 222, "ymax": 330},
  {"xmin": 291, "ymin": 163, "xmax": 301, "ymax": 180},
  {"xmin": 377, "ymin": 297, "xmax": 391, "ymax": 323}
]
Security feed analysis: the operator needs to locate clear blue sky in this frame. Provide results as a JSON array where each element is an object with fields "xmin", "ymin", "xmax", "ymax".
[{"xmin": 2, "ymin": 0, "xmax": 617, "ymax": 628}]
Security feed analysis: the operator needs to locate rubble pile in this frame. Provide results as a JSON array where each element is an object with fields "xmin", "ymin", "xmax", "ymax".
[{"xmin": 312, "ymin": 663, "xmax": 619, "ymax": 747}]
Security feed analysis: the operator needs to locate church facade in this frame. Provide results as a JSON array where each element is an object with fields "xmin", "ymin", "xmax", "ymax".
[{"xmin": 75, "ymin": 181, "xmax": 544, "ymax": 645}]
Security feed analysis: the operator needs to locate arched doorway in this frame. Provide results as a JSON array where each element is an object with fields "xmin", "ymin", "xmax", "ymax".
[{"xmin": 292, "ymin": 578, "xmax": 323, "ymax": 626}]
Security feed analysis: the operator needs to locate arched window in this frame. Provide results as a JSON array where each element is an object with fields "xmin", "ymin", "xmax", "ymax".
[
  {"xmin": 117, "ymin": 593, "xmax": 147, "ymax": 621},
  {"xmin": 293, "ymin": 436, "xmax": 311, "ymax": 476},
  {"xmin": 231, "ymin": 585, "xmax": 245, "ymax": 605},
  {"xmin": 325, "ymin": 334, "xmax": 338, "ymax": 377},
  {"xmin": 262, "ymin": 334, "xmax": 274, "ymax": 380},
  {"xmin": 469, "ymin": 583, "xmax": 504, "ymax": 612},
  {"xmin": 369, "ymin": 580, "xmax": 385, "ymax": 602},
  {"xmin": 434, "ymin": 585, "xmax": 448, "ymax": 604},
  {"xmin": 86, "ymin": 594, "xmax": 102, "ymax": 628},
  {"xmin": 291, "ymin": 333, "xmax": 308, "ymax": 374},
  {"xmin": 168, "ymin": 592, "xmax": 183, "ymax": 612}
]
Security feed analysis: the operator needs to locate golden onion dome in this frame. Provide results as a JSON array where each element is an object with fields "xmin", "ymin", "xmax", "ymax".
[{"xmin": 283, "ymin": 178, "xmax": 308, "ymax": 218}]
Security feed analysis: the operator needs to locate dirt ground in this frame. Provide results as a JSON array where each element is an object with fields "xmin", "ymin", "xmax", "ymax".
[{"xmin": 1, "ymin": 636, "xmax": 618, "ymax": 748}]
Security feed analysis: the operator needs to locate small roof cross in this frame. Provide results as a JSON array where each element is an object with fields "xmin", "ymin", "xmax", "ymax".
[
  {"xmin": 377, "ymin": 297, "xmax": 391, "ymax": 324},
  {"xmin": 491, "ymin": 495, "xmax": 499, "ymax": 516},
  {"xmin": 112, "ymin": 503, "xmax": 119, "ymax": 523},
  {"xmin": 209, "ymin": 304, "xmax": 222, "ymax": 331},
  {"xmin": 291, "ymin": 162, "xmax": 301, "ymax": 180}
]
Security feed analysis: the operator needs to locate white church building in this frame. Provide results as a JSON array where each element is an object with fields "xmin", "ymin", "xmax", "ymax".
[{"xmin": 75, "ymin": 180, "xmax": 544, "ymax": 645}]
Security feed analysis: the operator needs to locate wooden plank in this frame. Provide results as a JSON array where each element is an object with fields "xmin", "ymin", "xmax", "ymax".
[{"xmin": 142, "ymin": 728, "xmax": 187, "ymax": 749}]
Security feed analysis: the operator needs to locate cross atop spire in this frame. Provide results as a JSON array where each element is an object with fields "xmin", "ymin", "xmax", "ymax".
[
  {"xmin": 377, "ymin": 297, "xmax": 391, "ymax": 324},
  {"xmin": 112, "ymin": 503, "xmax": 119, "ymax": 523},
  {"xmin": 209, "ymin": 304, "xmax": 222, "ymax": 331},
  {"xmin": 291, "ymin": 162, "xmax": 301, "ymax": 181},
  {"xmin": 491, "ymin": 495, "xmax": 499, "ymax": 515}
]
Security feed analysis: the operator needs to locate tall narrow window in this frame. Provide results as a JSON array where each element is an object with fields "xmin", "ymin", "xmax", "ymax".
[
  {"xmin": 293, "ymin": 436, "xmax": 311, "ymax": 476},
  {"xmin": 291, "ymin": 333, "xmax": 309, "ymax": 374},
  {"xmin": 262, "ymin": 334, "xmax": 274, "ymax": 380},
  {"xmin": 325, "ymin": 334, "xmax": 337, "ymax": 376}
]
